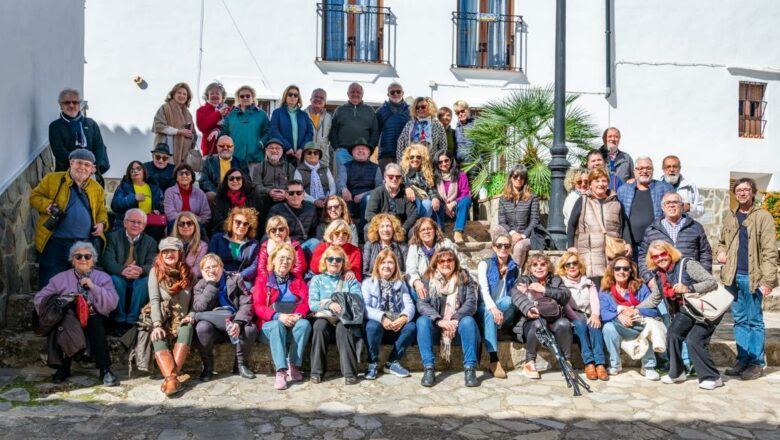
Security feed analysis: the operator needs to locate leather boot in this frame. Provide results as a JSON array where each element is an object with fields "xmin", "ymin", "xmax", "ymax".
[
  {"xmin": 489, "ymin": 361, "xmax": 507, "ymax": 379},
  {"xmin": 154, "ymin": 349, "xmax": 181, "ymax": 396},
  {"xmin": 172, "ymin": 343, "xmax": 190, "ymax": 375}
]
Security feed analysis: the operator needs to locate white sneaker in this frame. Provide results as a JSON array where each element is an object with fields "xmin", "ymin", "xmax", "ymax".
[
  {"xmin": 698, "ymin": 378, "xmax": 724, "ymax": 390},
  {"xmin": 661, "ymin": 373, "xmax": 687, "ymax": 384},
  {"xmin": 607, "ymin": 366, "xmax": 622, "ymax": 376},
  {"xmin": 641, "ymin": 367, "xmax": 660, "ymax": 381}
]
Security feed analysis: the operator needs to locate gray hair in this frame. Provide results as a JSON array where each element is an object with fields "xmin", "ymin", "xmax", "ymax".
[
  {"xmin": 58, "ymin": 88, "xmax": 80, "ymax": 103},
  {"xmin": 69, "ymin": 241, "xmax": 98, "ymax": 261},
  {"xmin": 125, "ymin": 208, "xmax": 147, "ymax": 224},
  {"xmin": 347, "ymin": 82, "xmax": 363, "ymax": 93},
  {"xmin": 662, "ymin": 191, "xmax": 683, "ymax": 203},
  {"xmin": 453, "ymin": 99, "xmax": 469, "ymax": 110},
  {"xmin": 311, "ymin": 88, "xmax": 327, "ymax": 98},
  {"xmin": 202, "ymin": 81, "xmax": 226, "ymax": 100},
  {"xmin": 635, "ymin": 156, "xmax": 653, "ymax": 166},
  {"xmin": 387, "ymin": 82, "xmax": 403, "ymax": 92},
  {"xmin": 384, "ymin": 163, "xmax": 401, "ymax": 174}
]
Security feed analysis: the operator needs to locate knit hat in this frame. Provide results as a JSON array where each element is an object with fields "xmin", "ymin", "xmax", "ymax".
[
  {"xmin": 68, "ymin": 149, "xmax": 96, "ymax": 164},
  {"xmin": 158, "ymin": 237, "xmax": 184, "ymax": 252}
]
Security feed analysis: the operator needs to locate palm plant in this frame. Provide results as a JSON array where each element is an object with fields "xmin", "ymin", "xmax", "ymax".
[{"xmin": 463, "ymin": 87, "xmax": 599, "ymax": 199}]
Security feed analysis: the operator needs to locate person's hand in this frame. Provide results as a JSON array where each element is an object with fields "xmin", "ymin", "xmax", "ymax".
[
  {"xmin": 121, "ymin": 264, "xmax": 137, "ymax": 279},
  {"xmin": 342, "ymin": 188, "xmax": 353, "ymax": 203},
  {"xmin": 516, "ymin": 283, "xmax": 529, "ymax": 294},
  {"xmin": 587, "ymin": 314, "xmax": 601, "ymax": 329},
  {"xmin": 92, "ymin": 222, "xmax": 105, "ymax": 236},
  {"xmin": 528, "ymin": 282, "xmax": 545, "ymax": 293},
  {"xmin": 79, "ymin": 277, "xmax": 94, "ymax": 291},
  {"xmin": 405, "ymin": 187, "xmax": 416, "ymax": 202},
  {"xmin": 624, "ymin": 307, "xmax": 640, "ymax": 319},
  {"xmin": 760, "ymin": 285, "xmax": 772, "ymax": 297},
  {"xmin": 279, "ymin": 313, "xmax": 296, "ymax": 327},
  {"xmin": 219, "ymin": 106, "xmax": 231, "ymax": 117},
  {"xmin": 354, "ymin": 192, "xmax": 365, "ymax": 204},
  {"xmin": 391, "ymin": 315, "xmax": 408, "ymax": 332},
  {"xmin": 207, "ymin": 130, "xmax": 219, "ymax": 142},
  {"xmin": 683, "ymin": 202, "xmax": 691, "ymax": 212},
  {"xmin": 447, "ymin": 201, "xmax": 457, "ymax": 212},
  {"xmin": 151, "ymin": 327, "xmax": 166, "ymax": 342},
  {"xmin": 152, "ymin": 209, "xmax": 160, "ymax": 215},
  {"xmin": 510, "ymin": 232, "xmax": 523, "ymax": 244},
  {"xmin": 672, "ymin": 283, "xmax": 689, "ymax": 294},
  {"xmin": 624, "ymin": 243, "xmax": 632, "ymax": 257},
  {"xmin": 526, "ymin": 307, "xmax": 540, "ymax": 319},
  {"xmin": 294, "ymin": 150, "xmax": 302, "ymax": 161},
  {"xmin": 437, "ymin": 319, "xmax": 457, "ymax": 333},
  {"xmin": 314, "ymin": 199, "xmax": 325, "ymax": 209},
  {"xmin": 413, "ymin": 280, "xmax": 427, "ymax": 299},
  {"xmin": 567, "ymin": 247, "xmax": 578, "ymax": 254},
  {"xmin": 344, "ymin": 270, "xmax": 356, "ymax": 282},
  {"xmin": 618, "ymin": 313, "xmax": 634, "ymax": 327},
  {"xmin": 489, "ymin": 306, "xmax": 504, "ymax": 325},
  {"xmin": 180, "ymin": 316, "xmax": 193, "ymax": 326},
  {"xmin": 270, "ymin": 189, "xmax": 287, "ymax": 202},
  {"xmin": 135, "ymin": 193, "xmax": 146, "ymax": 201},
  {"xmin": 381, "ymin": 316, "xmax": 394, "ymax": 330},
  {"xmin": 178, "ymin": 128, "xmax": 194, "ymax": 138},
  {"xmin": 227, "ymin": 322, "xmax": 240, "ymax": 338},
  {"xmin": 329, "ymin": 302, "xmax": 342, "ymax": 314},
  {"xmin": 431, "ymin": 198, "xmax": 441, "ymax": 212},
  {"xmin": 46, "ymin": 203, "xmax": 57, "ymax": 215},
  {"xmin": 717, "ymin": 251, "xmax": 727, "ymax": 264}
]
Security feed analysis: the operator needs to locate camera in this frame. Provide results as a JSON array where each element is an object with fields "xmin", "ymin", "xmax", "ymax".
[{"xmin": 43, "ymin": 204, "xmax": 65, "ymax": 231}]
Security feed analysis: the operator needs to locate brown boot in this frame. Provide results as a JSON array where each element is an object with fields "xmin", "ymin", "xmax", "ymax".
[
  {"xmin": 489, "ymin": 361, "xmax": 507, "ymax": 379},
  {"xmin": 154, "ymin": 349, "xmax": 181, "ymax": 396},
  {"xmin": 596, "ymin": 365, "xmax": 609, "ymax": 381},
  {"xmin": 172, "ymin": 343, "xmax": 190, "ymax": 375},
  {"xmin": 584, "ymin": 363, "xmax": 598, "ymax": 381}
]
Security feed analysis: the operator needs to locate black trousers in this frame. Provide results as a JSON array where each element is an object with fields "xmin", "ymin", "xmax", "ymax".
[
  {"xmin": 667, "ymin": 312, "xmax": 721, "ymax": 381},
  {"xmin": 310, "ymin": 318, "xmax": 358, "ymax": 378},
  {"xmin": 86, "ymin": 314, "xmax": 112, "ymax": 370},
  {"xmin": 194, "ymin": 320, "xmax": 258, "ymax": 366},
  {"xmin": 521, "ymin": 317, "xmax": 573, "ymax": 361}
]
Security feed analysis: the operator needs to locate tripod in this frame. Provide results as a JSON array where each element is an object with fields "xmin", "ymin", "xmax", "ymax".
[{"xmin": 535, "ymin": 324, "xmax": 591, "ymax": 396}]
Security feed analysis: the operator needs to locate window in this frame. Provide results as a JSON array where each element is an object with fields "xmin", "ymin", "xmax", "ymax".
[
  {"xmin": 318, "ymin": 0, "xmax": 388, "ymax": 64},
  {"xmin": 453, "ymin": 0, "xmax": 523, "ymax": 70},
  {"xmin": 739, "ymin": 81, "xmax": 767, "ymax": 138}
]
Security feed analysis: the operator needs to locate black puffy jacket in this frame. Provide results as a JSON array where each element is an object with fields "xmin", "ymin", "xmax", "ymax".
[{"xmin": 638, "ymin": 215, "xmax": 712, "ymax": 282}]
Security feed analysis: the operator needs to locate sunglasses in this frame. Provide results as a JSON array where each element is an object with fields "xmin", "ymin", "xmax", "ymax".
[
  {"xmin": 287, "ymin": 93, "xmax": 299, "ymax": 98},
  {"xmin": 438, "ymin": 158, "xmax": 451, "ymax": 164},
  {"xmin": 613, "ymin": 265, "xmax": 632, "ymax": 273},
  {"xmin": 130, "ymin": 166, "xmax": 144, "ymax": 172},
  {"xmin": 270, "ymin": 227, "xmax": 287, "ymax": 234},
  {"xmin": 650, "ymin": 251, "xmax": 669, "ymax": 260},
  {"xmin": 305, "ymin": 150, "xmax": 320, "ymax": 156},
  {"xmin": 334, "ymin": 231, "xmax": 350, "ymax": 237},
  {"xmin": 239, "ymin": 94, "xmax": 252, "ymax": 99},
  {"xmin": 386, "ymin": 175, "xmax": 401, "ymax": 180},
  {"xmin": 233, "ymin": 219, "xmax": 251, "ymax": 228},
  {"xmin": 228, "ymin": 175, "xmax": 243, "ymax": 182},
  {"xmin": 178, "ymin": 220, "xmax": 194, "ymax": 227},
  {"xmin": 409, "ymin": 155, "xmax": 422, "ymax": 160},
  {"xmin": 495, "ymin": 243, "xmax": 511, "ymax": 250},
  {"xmin": 288, "ymin": 190, "xmax": 304, "ymax": 196},
  {"xmin": 416, "ymin": 105, "xmax": 428, "ymax": 110},
  {"xmin": 218, "ymin": 144, "xmax": 234, "ymax": 149},
  {"xmin": 73, "ymin": 253, "xmax": 93, "ymax": 261},
  {"xmin": 177, "ymin": 170, "xmax": 192, "ymax": 176},
  {"xmin": 564, "ymin": 261, "xmax": 579, "ymax": 269},
  {"xmin": 511, "ymin": 174, "xmax": 524, "ymax": 180},
  {"xmin": 61, "ymin": 100, "xmax": 80, "ymax": 106},
  {"xmin": 576, "ymin": 179, "xmax": 589, "ymax": 185},
  {"xmin": 456, "ymin": 109, "xmax": 467, "ymax": 114},
  {"xmin": 437, "ymin": 258, "xmax": 455, "ymax": 264},
  {"xmin": 154, "ymin": 154, "xmax": 169, "ymax": 161},
  {"xmin": 388, "ymin": 90, "xmax": 403, "ymax": 96},
  {"xmin": 326, "ymin": 205, "xmax": 341, "ymax": 211},
  {"xmin": 326, "ymin": 257, "xmax": 344, "ymax": 264}
]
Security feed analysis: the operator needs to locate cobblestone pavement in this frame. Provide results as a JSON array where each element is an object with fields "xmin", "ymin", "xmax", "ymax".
[{"xmin": 1, "ymin": 365, "xmax": 779, "ymax": 439}]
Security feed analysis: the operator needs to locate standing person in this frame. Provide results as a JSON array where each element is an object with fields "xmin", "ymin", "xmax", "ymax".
[
  {"xmin": 661, "ymin": 155, "xmax": 704, "ymax": 219},
  {"xmin": 616, "ymin": 157, "xmax": 674, "ymax": 259},
  {"xmin": 717, "ymin": 178, "xmax": 778, "ymax": 380},
  {"xmin": 416, "ymin": 248, "xmax": 480, "ymax": 387},
  {"xmin": 400, "ymin": 144, "xmax": 437, "ymax": 219},
  {"xmin": 269, "ymin": 85, "xmax": 314, "ymax": 165},
  {"xmin": 305, "ymin": 88, "xmax": 333, "ymax": 170},
  {"xmin": 199, "ymin": 135, "xmax": 249, "ymax": 212},
  {"xmin": 329, "ymin": 82, "xmax": 378, "ymax": 180},
  {"xmin": 362, "ymin": 249, "xmax": 416, "ymax": 380},
  {"xmin": 293, "ymin": 142, "xmax": 336, "ymax": 209},
  {"xmin": 110, "ymin": 161, "xmax": 164, "ymax": 239},
  {"xmin": 163, "ymin": 163, "xmax": 211, "ymax": 232},
  {"xmin": 30, "ymin": 149, "xmax": 108, "ymax": 289},
  {"xmin": 252, "ymin": 138, "xmax": 296, "ymax": 223},
  {"xmin": 432, "ymin": 150, "xmax": 472, "ymax": 244},
  {"xmin": 396, "ymin": 97, "xmax": 446, "ymax": 161},
  {"xmin": 586, "ymin": 149, "xmax": 622, "ymax": 192},
  {"xmin": 376, "ymin": 82, "xmax": 411, "ymax": 172},
  {"xmin": 221, "ymin": 85, "xmax": 270, "ymax": 175},
  {"xmin": 144, "ymin": 143, "xmax": 176, "ymax": 192},
  {"xmin": 452, "ymin": 100, "xmax": 474, "ymax": 167},
  {"xmin": 33, "ymin": 241, "xmax": 119, "ymax": 386},
  {"xmin": 438, "ymin": 107, "xmax": 458, "ymax": 157},
  {"xmin": 170, "ymin": 211, "xmax": 208, "ymax": 279},
  {"xmin": 598, "ymin": 127, "xmax": 635, "ymax": 183},
  {"xmin": 476, "ymin": 233, "xmax": 518, "ymax": 379},
  {"xmin": 365, "ymin": 163, "xmax": 419, "ymax": 236},
  {"xmin": 490, "ymin": 165, "xmax": 539, "ymax": 269},
  {"xmin": 153, "ymin": 82, "xmax": 195, "ymax": 167},
  {"xmin": 49, "ymin": 88, "xmax": 110, "ymax": 185},
  {"xmin": 196, "ymin": 81, "xmax": 230, "ymax": 156},
  {"xmin": 362, "ymin": 213, "xmax": 408, "ymax": 279},
  {"xmin": 316, "ymin": 195, "xmax": 359, "ymax": 246},
  {"xmin": 268, "ymin": 180, "xmax": 320, "ymax": 257},
  {"xmin": 337, "ymin": 139, "xmax": 382, "ymax": 233},
  {"xmin": 562, "ymin": 168, "xmax": 590, "ymax": 227}
]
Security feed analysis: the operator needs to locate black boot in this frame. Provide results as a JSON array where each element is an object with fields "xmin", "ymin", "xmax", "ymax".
[
  {"xmin": 200, "ymin": 356, "xmax": 214, "ymax": 382},
  {"xmin": 237, "ymin": 364, "xmax": 256, "ymax": 380},
  {"xmin": 464, "ymin": 368, "xmax": 478, "ymax": 387},
  {"xmin": 53, "ymin": 358, "xmax": 72, "ymax": 384},
  {"xmin": 421, "ymin": 367, "xmax": 436, "ymax": 387},
  {"xmin": 100, "ymin": 368, "xmax": 120, "ymax": 386}
]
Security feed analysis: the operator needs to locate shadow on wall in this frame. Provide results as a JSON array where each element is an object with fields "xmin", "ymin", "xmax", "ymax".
[{"xmin": 99, "ymin": 124, "xmax": 154, "ymax": 179}]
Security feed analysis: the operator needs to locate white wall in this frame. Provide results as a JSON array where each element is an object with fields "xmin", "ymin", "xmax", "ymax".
[{"xmin": 0, "ymin": 0, "xmax": 85, "ymax": 192}]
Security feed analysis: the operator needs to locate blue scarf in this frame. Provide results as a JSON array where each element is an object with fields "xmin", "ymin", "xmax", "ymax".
[
  {"xmin": 217, "ymin": 274, "xmax": 236, "ymax": 313},
  {"xmin": 61, "ymin": 111, "xmax": 87, "ymax": 148}
]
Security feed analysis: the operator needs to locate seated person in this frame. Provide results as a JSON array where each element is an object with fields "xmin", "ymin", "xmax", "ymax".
[
  {"xmin": 293, "ymin": 142, "xmax": 336, "ymax": 209},
  {"xmin": 406, "ymin": 218, "xmax": 458, "ymax": 300},
  {"xmin": 400, "ymin": 143, "xmax": 437, "ymax": 219},
  {"xmin": 208, "ymin": 206, "xmax": 260, "ymax": 288},
  {"xmin": 252, "ymin": 138, "xmax": 295, "ymax": 225},
  {"xmin": 362, "ymin": 213, "xmax": 408, "ymax": 280},
  {"xmin": 144, "ymin": 143, "xmax": 176, "ymax": 192},
  {"xmin": 192, "ymin": 254, "xmax": 258, "ymax": 381},
  {"xmin": 365, "ymin": 163, "xmax": 418, "ymax": 237},
  {"xmin": 213, "ymin": 168, "xmax": 261, "ymax": 232},
  {"xmin": 310, "ymin": 220, "xmax": 362, "ymax": 281},
  {"xmin": 34, "ymin": 241, "xmax": 119, "ymax": 386},
  {"xmin": 170, "ymin": 211, "xmax": 209, "ymax": 279},
  {"xmin": 99, "ymin": 208, "xmax": 157, "ymax": 329},
  {"xmin": 257, "ymin": 215, "xmax": 307, "ymax": 279},
  {"xmin": 163, "ymin": 163, "xmax": 211, "ymax": 232},
  {"xmin": 432, "ymin": 150, "xmax": 472, "ymax": 245},
  {"xmin": 336, "ymin": 138, "xmax": 382, "ymax": 233},
  {"xmin": 316, "ymin": 195, "xmax": 359, "ymax": 246},
  {"xmin": 199, "ymin": 135, "xmax": 249, "ymax": 211},
  {"xmin": 111, "ymin": 160, "xmax": 164, "ymax": 240},
  {"xmin": 268, "ymin": 179, "xmax": 320, "ymax": 258}
]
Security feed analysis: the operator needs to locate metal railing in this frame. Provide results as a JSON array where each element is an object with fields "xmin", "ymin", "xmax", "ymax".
[
  {"xmin": 316, "ymin": 3, "xmax": 395, "ymax": 65},
  {"xmin": 451, "ymin": 11, "xmax": 524, "ymax": 71}
]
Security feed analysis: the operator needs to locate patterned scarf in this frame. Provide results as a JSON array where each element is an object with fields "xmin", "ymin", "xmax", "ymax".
[
  {"xmin": 430, "ymin": 272, "xmax": 459, "ymax": 362},
  {"xmin": 658, "ymin": 262, "xmax": 682, "ymax": 305},
  {"xmin": 379, "ymin": 279, "xmax": 395, "ymax": 312},
  {"xmin": 305, "ymin": 162, "xmax": 325, "ymax": 200},
  {"xmin": 61, "ymin": 112, "xmax": 87, "ymax": 148}
]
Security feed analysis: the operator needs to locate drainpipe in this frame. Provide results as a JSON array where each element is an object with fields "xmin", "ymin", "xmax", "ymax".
[{"xmin": 605, "ymin": 0, "xmax": 613, "ymax": 98}]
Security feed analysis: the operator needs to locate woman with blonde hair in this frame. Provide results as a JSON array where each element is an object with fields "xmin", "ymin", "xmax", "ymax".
[
  {"xmin": 153, "ymin": 82, "xmax": 195, "ymax": 166},
  {"xmin": 170, "ymin": 211, "xmax": 208, "ymax": 279},
  {"xmin": 489, "ymin": 165, "xmax": 539, "ymax": 269},
  {"xmin": 207, "ymin": 206, "xmax": 260, "ymax": 287},
  {"xmin": 396, "ymin": 97, "xmax": 446, "ymax": 160},
  {"xmin": 310, "ymin": 219, "xmax": 362, "ymax": 281},
  {"xmin": 400, "ymin": 144, "xmax": 437, "ymax": 218},
  {"xmin": 269, "ymin": 84, "xmax": 314, "ymax": 164},
  {"xmin": 257, "ymin": 216, "xmax": 307, "ymax": 279},
  {"xmin": 362, "ymin": 213, "xmax": 408, "ymax": 279},
  {"xmin": 316, "ymin": 195, "xmax": 358, "ymax": 246},
  {"xmin": 562, "ymin": 167, "xmax": 590, "ymax": 227}
]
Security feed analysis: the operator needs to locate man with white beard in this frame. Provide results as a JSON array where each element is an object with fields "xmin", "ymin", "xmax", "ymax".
[
  {"xmin": 598, "ymin": 127, "xmax": 635, "ymax": 183},
  {"xmin": 661, "ymin": 155, "xmax": 703, "ymax": 219},
  {"xmin": 199, "ymin": 135, "xmax": 249, "ymax": 211}
]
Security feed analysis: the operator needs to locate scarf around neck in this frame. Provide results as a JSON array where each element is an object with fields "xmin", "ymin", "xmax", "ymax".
[
  {"xmin": 437, "ymin": 172, "xmax": 458, "ymax": 205},
  {"xmin": 305, "ymin": 161, "xmax": 325, "ymax": 200},
  {"xmin": 658, "ymin": 262, "xmax": 682, "ymax": 304},
  {"xmin": 61, "ymin": 112, "xmax": 87, "ymax": 148},
  {"xmin": 178, "ymin": 184, "xmax": 192, "ymax": 212},
  {"xmin": 430, "ymin": 271, "xmax": 459, "ymax": 362},
  {"xmin": 217, "ymin": 273, "xmax": 237, "ymax": 313},
  {"xmin": 611, "ymin": 284, "xmax": 639, "ymax": 307},
  {"xmin": 227, "ymin": 189, "xmax": 247, "ymax": 207}
]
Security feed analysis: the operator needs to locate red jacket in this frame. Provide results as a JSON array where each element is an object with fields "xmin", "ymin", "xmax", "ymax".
[
  {"xmin": 196, "ymin": 103, "xmax": 225, "ymax": 156},
  {"xmin": 252, "ymin": 271, "xmax": 310, "ymax": 328},
  {"xmin": 256, "ymin": 239, "xmax": 307, "ymax": 279},
  {"xmin": 310, "ymin": 242, "xmax": 362, "ymax": 282}
]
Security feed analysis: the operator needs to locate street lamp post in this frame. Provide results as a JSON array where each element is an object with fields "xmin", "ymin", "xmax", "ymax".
[{"xmin": 548, "ymin": 0, "xmax": 570, "ymax": 250}]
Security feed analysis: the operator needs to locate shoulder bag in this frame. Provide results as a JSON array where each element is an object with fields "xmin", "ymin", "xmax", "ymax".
[
  {"xmin": 587, "ymin": 197, "xmax": 626, "ymax": 261},
  {"xmin": 679, "ymin": 258, "xmax": 734, "ymax": 322}
]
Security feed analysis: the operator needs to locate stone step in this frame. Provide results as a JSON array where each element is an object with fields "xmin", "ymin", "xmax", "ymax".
[{"xmin": 2, "ymin": 312, "xmax": 778, "ymax": 375}]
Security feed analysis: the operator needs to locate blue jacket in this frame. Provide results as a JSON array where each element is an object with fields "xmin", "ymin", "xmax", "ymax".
[
  {"xmin": 361, "ymin": 277, "xmax": 416, "ymax": 323},
  {"xmin": 484, "ymin": 254, "xmax": 518, "ymax": 303},
  {"xmin": 269, "ymin": 106, "xmax": 314, "ymax": 152},
  {"xmin": 376, "ymin": 101, "xmax": 411, "ymax": 159},
  {"xmin": 110, "ymin": 179, "xmax": 163, "ymax": 229},
  {"xmin": 616, "ymin": 179, "xmax": 674, "ymax": 220},
  {"xmin": 455, "ymin": 117, "xmax": 475, "ymax": 164},
  {"xmin": 207, "ymin": 233, "xmax": 260, "ymax": 283},
  {"xmin": 198, "ymin": 155, "xmax": 249, "ymax": 194},
  {"xmin": 598, "ymin": 284, "xmax": 659, "ymax": 322}
]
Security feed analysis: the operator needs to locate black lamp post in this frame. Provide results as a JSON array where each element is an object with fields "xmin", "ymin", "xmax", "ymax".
[{"xmin": 548, "ymin": 0, "xmax": 569, "ymax": 250}]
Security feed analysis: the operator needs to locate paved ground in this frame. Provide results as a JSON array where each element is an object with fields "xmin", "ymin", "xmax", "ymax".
[{"xmin": 1, "ymin": 363, "xmax": 779, "ymax": 440}]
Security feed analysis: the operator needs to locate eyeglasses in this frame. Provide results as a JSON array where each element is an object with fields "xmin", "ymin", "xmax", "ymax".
[
  {"xmin": 178, "ymin": 220, "xmax": 194, "ymax": 227},
  {"xmin": 388, "ymin": 90, "xmax": 403, "ymax": 96},
  {"xmin": 386, "ymin": 174, "xmax": 401, "ymax": 180},
  {"xmin": 288, "ymin": 190, "xmax": 304, "ymax": 196},
  {"xmin": 613, "ymin": 265, "xmax": 631, "ymax": 273},
  {"xmin": 218, "ymin": 144, "xmax": 234, "ymax": 149},
  {"xmin": 305, "ymin": 150, "xmax": 320, "ymax": 156},
  {"xmin": 419, "ymin": 227, "xmax": 434, "ymax": 233},
  {"xmin": 177, "ymin": 170, "xmax": 192, "ymax": 176},
  {"xmin": 735, "ymin": 188, "xmax": 753, "ymax": 194},
  {"xmin": 409, "ymin": 155, "xmax": 422, "ymax": 160},
  {"xmin": 495, "ymin": 243, "xmax": 511, "ymax": 250},
  {"xmin": 564, "ymin": 261, "xmax": 579, "ymax": 269},
  {"xmin": 663, "ymin": 200, "xmax": 681, "ymax": 206},
  {"xmin": 326, "ymin": 257, "xmax": 344, "ymax": 264},
  {"xmin": 61, "ymin": 100, "xmax": 80, "ymax": 106},
  {"xmin": 635, "ymin": 167, "xmax": 653, "ymax": 172},
  {"xmin": 154, "ymin": 154, "xmax": 169, "ymax": 161},
  {"xmin": 125, "ymin": 219, "xmax": 144, "ymax": 226},
  {"xmin": 311, "ymin": 95, "xmax": 326, "ymax": 101},
  {"xmin": 326, "ymin": 204, "xmax": 341, "ymax": 211},
  {"xmin": 269, "ymin": 227, "xmax": 287, "ymax": 234},
  {"xmin": 456, "ymin": 109, "xmax": 467, "ymax": 115},
  {"xmin": 239, "ymin": 94, "xmax": 252, "ymax": 99},
  {"xmin": 73, "ymin": 253, "xmax": 93, "ymax": 261},
  {"xmin": 228, "ymin": 175, "xmax": 242, "ymax": 182},
  {"xmin": 650, "ymin": 251, "xmax": 669, "ymax": 260},
  {"xmin": 287, "ymin": 93, "xmax": 299, "ymax": 98},
  {"xmin": 233, "ymin": 219, "xmax": 251, "ymax": 228},
  {"xmin": 437, "ymin": 258, "xmax": 455, "ymax": 264},
  {"xmin": 275, "ymin": 256, "xmax": 293, "ymax": 262}
]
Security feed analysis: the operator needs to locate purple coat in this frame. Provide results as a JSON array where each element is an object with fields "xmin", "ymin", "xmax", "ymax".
[
  {"xmin": 34, "ymin": 269, "xmax": 119, "ymax": 317},
  {"xmin": 164, "ymin": 185, "xmax": 212, "ymax": 224},
  {"xmin": 436, "ymin": 171, "xmax": 471, "ymax": 202}
]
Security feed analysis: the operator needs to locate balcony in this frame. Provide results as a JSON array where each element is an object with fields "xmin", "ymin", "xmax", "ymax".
[{"xmin": 451, "ymin": 11, "xmax": 525, "ymax": 74}]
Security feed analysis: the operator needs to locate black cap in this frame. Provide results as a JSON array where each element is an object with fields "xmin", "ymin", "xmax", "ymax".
[
  {"xmin": 150, "ymin": 143, "xmax": 172, "ymax": 156},
  {"xmin": 349, "ymin": 137, "xmax": 370, "ymax": 154},
  {"xmin": 265, "ymin": 138, "xmax": 285, "ymax": 149}
]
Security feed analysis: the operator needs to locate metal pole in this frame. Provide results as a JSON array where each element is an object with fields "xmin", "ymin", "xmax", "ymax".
[{"xmin": 548, "ymin": 0, "xmax": 569, "ymax": 250}]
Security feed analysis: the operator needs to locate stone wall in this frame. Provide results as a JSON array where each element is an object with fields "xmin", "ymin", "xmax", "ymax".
[
  {"xmin": 0, "ymin": 148, "xmax": 54, "ymax": 327},
  {"xmin": 698, "ymin": 187, "xmax": 731, "ymax": 249}
]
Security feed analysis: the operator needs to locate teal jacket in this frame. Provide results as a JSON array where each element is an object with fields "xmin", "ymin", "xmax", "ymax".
[{"xmin": 221, "ymin": 105, "xmax": 270, "ymax": 163}]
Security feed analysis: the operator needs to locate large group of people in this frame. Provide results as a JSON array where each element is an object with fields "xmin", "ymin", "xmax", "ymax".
[{"xmin": 30, "ymin": 84, "xmax": 777, "ymax": 397}]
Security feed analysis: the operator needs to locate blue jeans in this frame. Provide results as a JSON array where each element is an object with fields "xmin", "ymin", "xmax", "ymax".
[
  {"xmin": 478, "ymin": 296, "xmax": 515, "ymax": 353},
  {"xmin": 415, "ymin": 198, "xmax": 433, "ymax": 219},
  {"xmin": 729, "ymin": 273, "xmax": 766, "ymax": 367},
  {"xmin": 434, "ymin": 197, "xmax": 472, "ymax": 232},
  {"xmin": 602, "ymin": 320, "xmax": 657, "ymax": 369},
  {"xmin": 416, "ymin": 315, "xmax": 480, "ymax": 369},
  {"xmin": 349, "ymin": 194, "xmax": 370, "ymax": 234},
  {"xmin": 335, "ymin": 147, "xmax": 352, "ymax": 183},
  {"xmin": 111, "ymin": 275, "xmax": 149, "ymax": 324},
  {"xmin": 258, "ymin": 318, "xmax": 312, "ymax": 371},
  {"xmin": 364, "ymin": 319, "xmax": 417, "ymax": 364},
  {"xmin": 571, "ymin": 319, "xmax": 606, "ymax": 365}
]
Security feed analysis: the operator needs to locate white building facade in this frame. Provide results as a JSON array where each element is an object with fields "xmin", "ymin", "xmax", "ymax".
[{"xmin": 83, "ymin": 0, "xmax": 778, "ymax": 194}]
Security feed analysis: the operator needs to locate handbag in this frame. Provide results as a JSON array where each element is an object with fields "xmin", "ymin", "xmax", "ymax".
[
  {"xmin": 311, "ymin": 280, "xmax": 343, "ymax": 325},
  {"xmin": 678, "ymin": 258, "xmax": 734, "ymax": 322},
  {"xmin": 146, "ymin": 212, "xmax": 167, "ymax": 227},
  {"xmin": 185, "ymin": 147, "xmax": 204, "ymax": 172},
  {"xmin": 587, "ymin": 197, "xmax": 626, "ymax": 260},
  {"xmin": 267, "ymin": 284, "xmax": 299, "ymax": 315},
  {"xmin": 530, "ymin": 292, "xmax": 562, "ymax": 321}
]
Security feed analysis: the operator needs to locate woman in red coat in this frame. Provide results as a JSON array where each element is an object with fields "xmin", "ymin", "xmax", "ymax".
[
  {"xmin": 310, "ymin": 219, "xmax": 362, "ymax": 281},
  {"xmin": 196, "ymin": 82, "xmax": 231, "ymax": 156},
  {"xmin": 257, "ymin": 216, "xmax": 307, "ymax": 279}
]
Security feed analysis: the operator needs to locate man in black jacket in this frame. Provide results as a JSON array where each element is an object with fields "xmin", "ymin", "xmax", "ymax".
[
  {"xmin": 268, "ymin": 179, "xmax": 320, "ymax": 257},
  {"xmin": 638, "ymin": 191, "xmax": 712, "ymax": 283},
  {"xmin": 364, "ymin": 163, "xmax": 418, "ymax": 237},
  {"xmin": 144, "ymin": 143, "xmax": 176, "ymax": 192}
]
